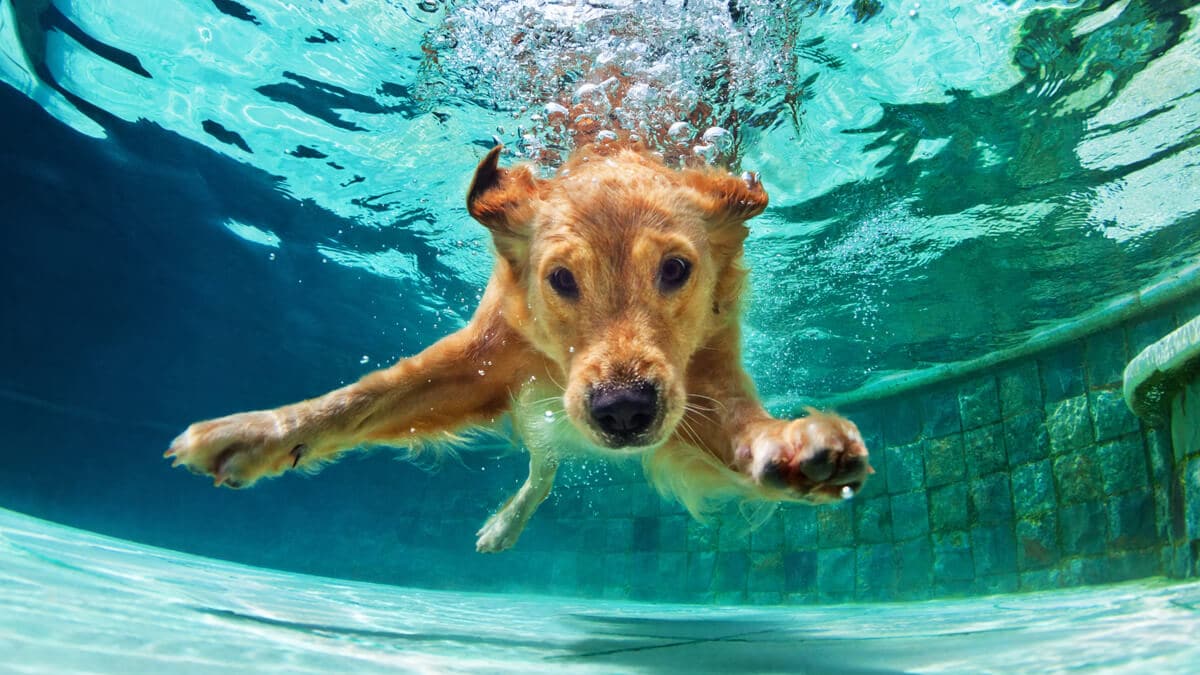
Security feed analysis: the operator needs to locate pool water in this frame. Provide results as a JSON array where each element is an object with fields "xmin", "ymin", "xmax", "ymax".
[
  {"xmin": 2, "ymin": 0, "xmax": 1200, "ymax": 671},
  {"xmin": 5, "ymin": 506, "xmax": 1199, "ymax": 673}
]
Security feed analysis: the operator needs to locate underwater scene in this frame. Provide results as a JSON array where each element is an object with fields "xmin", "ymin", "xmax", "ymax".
[{"xmin": 2, "ymin": 0, "xmax": 1200, "ymax": 671}]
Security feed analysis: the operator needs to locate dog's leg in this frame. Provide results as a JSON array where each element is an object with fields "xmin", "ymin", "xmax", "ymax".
[
  {"xmin": 165, "ymin": 308, "xmax": 529, "ymax": 489},
  {"xmin": 475, "ymin": 446, "xmax": 557, "ymax": 552},
  {"xmin": 685, "ymin": 340, "xmax": 872, "ymax": 503}
]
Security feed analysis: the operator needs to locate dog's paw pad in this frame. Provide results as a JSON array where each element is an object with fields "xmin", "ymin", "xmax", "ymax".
[{"xmin": 741, "ymin": 413, "xmax": 871, "ymax": 502}]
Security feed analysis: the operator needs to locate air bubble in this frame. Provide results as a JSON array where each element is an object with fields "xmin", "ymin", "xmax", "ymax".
[
  {"xmin": 701, "ymin": 126, "xmax": 732, "ymax": 151},
  {"xmin": 841, "ymin": 486, "xmax": 856, "ymax": 500},
  {"xmin": 360, "ymin": 355, "xmax": 370, "ymax": 364},
  {"xmin": 668, "ymin": 121, "xmax": 693, "ymax": 141},
  {"xmin": 692, "ymin": 143, "xmax": 717, "ymax": 163}
]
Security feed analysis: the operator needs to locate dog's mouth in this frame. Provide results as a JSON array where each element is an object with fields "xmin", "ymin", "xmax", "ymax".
[{"xmin": 585, "ymin": 379, "xmax": 667, "ymax": 450}]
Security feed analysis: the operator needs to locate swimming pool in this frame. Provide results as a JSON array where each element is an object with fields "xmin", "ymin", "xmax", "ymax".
[{"xmin": 2, "ymin": 0, "xmax": 1199, "ymax": 670}]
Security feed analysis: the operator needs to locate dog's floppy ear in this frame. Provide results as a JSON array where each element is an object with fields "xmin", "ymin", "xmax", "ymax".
[
  {"xmin": 467, "ymin": 145, "xmax": 542, "ymax": 266},
  {"xmin": 681, "ymin": 169, "xmax": 769, "ymax": 232}
]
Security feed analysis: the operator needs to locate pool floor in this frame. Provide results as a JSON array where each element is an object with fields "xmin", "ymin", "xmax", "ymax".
[{"xmin": 1, "ymin": 507, "xmax": 1197, "ymax": 673}]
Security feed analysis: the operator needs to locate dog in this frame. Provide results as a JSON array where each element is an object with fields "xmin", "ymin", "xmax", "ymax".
[{"xmin": 165, "ymin": 142, "xmax": 871, "ymax": 552}]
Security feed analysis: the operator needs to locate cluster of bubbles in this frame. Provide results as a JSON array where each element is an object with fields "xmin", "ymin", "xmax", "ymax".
[{"xmin": 416, "ymin": 0, "xmax": 828, "ymax": 167}]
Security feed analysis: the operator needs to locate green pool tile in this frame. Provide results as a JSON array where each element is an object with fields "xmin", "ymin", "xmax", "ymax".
[
  {"xmin": 1085, "ymin": 327, "xmax": 1128, "ymax": 389},
  {"xmin": 857, "ymin": 435, "xmax": 889, "ymax": 500},
  {"xmin": 632, "ymin": 516, "xmax": 658, "ymax": 551},
  {"xmin": 890, "ymin": 490, "xmax": 930, "ymax": 541},
  {"xmin": 1039, "ymin": 342, "xmax": 1086, "ymax": 403},
  {"xmin": 1059, "ymin": 501, "xmax": 1107, "ymax": 556},
  {"xmin": 969, "ymin": 473, "xmax": 1014, "ymax": 525},
  {"xmin": 958, "ymin": 375, "xmax": 1001, "ymax": 430},
  {"xmin": 687, "ymin": 519, "xmax": 718, "ymax": 551},
  {"xmin": 886, "ymin": 441, "xmax": 926, "ymax": 494},
  {"xmin": 999, "ymin": 361, "xmax": 1042, "ymax": 417},
  {"xmin": 628, "ymin": 552, "xmax": 660, "ymax": 594},
  {"xmin": 1144, "ymin": 426, "xmax": 1173, "ymax": 485},
  {"xmin": 974, "ymin": 573, "xmax": 1019, "ymax": 595},
  {"xmin": 748, "ymin": 553, "xmax": 785, "ymax": 593},
  {"xmin": 924, "ymin": 435, "xmax": 966, "ymax": 487},
  {"xmin": 1019, "ymin": 568, "xmax": 1065, "ymax": 591},
  {"xmin": 1045, "ymin": 395, "xmax": 1094, "ymax": 456},
  {"xmin": 602, "ymin": 553, "xmax": 632, "ymax": 596},
  {"xmin": 575, "ymin": 550, "xmax": 606, "ymax": 594},
  {"xmin": 781, "ymin": 505, "xmax": 819, "ymax": 549},
  {"xmin": 1127, "ymin": 312, "xmax": 1176, "ymax": 357},
  {"xmin": 922, "ymin": 387, "xmax": 963, "ymax": 438},
  {"xmin": 1004, "ymin": 410, "xmax": 1050, "ymax": 466},
  {"xmin": 929, "ymin": 483, "xmax": 969, "ymax": 533},
  {"xmin": 713, "ymin": 590, "xmax": 747, "ymax": 604},
  {"xmin": 606, "ymin": 518, "xmax": 634, "ymax": 552},
  {"xmin": 883, "ymin": 397, "xmax": 922, "ymax": 446},
  {"xmin": 750, "ymin": 515, "xmax": 784, "ymax": 553},
  {"xmin": 713, "ymin": 551, "xmax": 749, "ymax": 594},
  {"xmin": 783, "ymin": 550, "xmax": 818, "ymax": 593},
  {"xmin": 657, "ymin": 551, "xmax": 686, "ymax": 581},
  {"xmin": 685, "ymin": 551, "xmax": 715, "ymax": 593},
  {"xmin": 971, "ymin": 524, "xmax": 1017, "ymax": 576},
  {"xmin": 1107, "ymin": 549, "xmax": 1162, "ymax": 582},
  {"xmin": 718, "ymin": 520, "xmax": 751, "ymax": 551},
  {"xmin": 965, "ymin": 423, "xmax": 1007, "ymax": 478},
  {"xmin": 856, "ymin": 543, "xmax": 898, "ymax": 601},
  {"xmin": 817, "ymin": 547, "xmax": 856, "ymax": 595},
  {"xmin": 1016, "ymin": 513, "xmax": 1059, "ymax": 570},
  {"xmin": 932, "ymin": 531, "xmax": 974, "ymax": 582},
  {"xmin": 746, "ymin": 591, "xmax": 784, "ymax": 605},
  {"xmin": 854, "ymin": 497, "xmax": 893, "ymax": 544},
  {"xmin": 658, "ymin": 514, "xmax": 689, "ymax": 552},
  {"xmin": 1096, "ymin": 434, "xmax": 1149, "ymax": 496},
  {"xmin": 1186, "ymin": 458, "xmax": 1200, "ymax": 541},
  {"xmin": 1090, "ymin": 388, "xmax": 1140, "ymax": 444},
  {"xmin": 1106, "ymin": 490, "xmax": 1157, "ymax": 551},
  {"xmin": 1011, "ymin": 459, "xmax": 1056, "ymax": 518},
  {"xmin": 1052, "ymin": 448, "xmax": 1103, "ymax": 505},
  {"xmin": 894, "ymin": 537, "xmax": 933, "ymax": 595},
  {"xmin": 818, "ymin": 501, "xmax": 856, "ymax": 548}
]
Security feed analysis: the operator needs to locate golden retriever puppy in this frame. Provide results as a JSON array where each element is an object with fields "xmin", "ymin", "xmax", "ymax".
[{"xmin": 165, "ymin": 143, "xmax": 871, "ymax": 552}]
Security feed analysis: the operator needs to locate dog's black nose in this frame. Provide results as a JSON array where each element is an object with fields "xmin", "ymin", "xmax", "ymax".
[{"xmin": 589, "ymin": 382, "xmax": 659, "ymax": 444}]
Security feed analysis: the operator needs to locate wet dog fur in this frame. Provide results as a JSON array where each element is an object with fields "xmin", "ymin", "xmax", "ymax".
[{"xmin": 166, "ymin": 143, "xmax": 871, "ymax": 552}]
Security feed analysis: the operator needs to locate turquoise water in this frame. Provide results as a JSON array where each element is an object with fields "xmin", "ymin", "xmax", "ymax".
[
  {"xmin": 5, "ymin": 507, "xmax": 1200, "ymax": 672},
  {"xmin": 2, "ymin": 0, "xmax": 1200, "ymax": 670}
]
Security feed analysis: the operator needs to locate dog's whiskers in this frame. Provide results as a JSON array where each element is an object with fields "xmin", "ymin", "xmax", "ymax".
[
  {"xmin": 687, "ymin": 393, "xmax": 727, "ymax": 412},
  {"xmin": 676, "ymin": 416, "xmax": 711, "ymax": 454},
  {"xmin": 683, "ymin": 400, "xmax": 719, "ymax": 423},
  {"xmin": 542, "ymin": 366, "xmax": 568, "ymax": 393}
]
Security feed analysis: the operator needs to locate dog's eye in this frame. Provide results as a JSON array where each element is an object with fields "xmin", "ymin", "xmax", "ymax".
[
  {"xmin": 547, "ymin": 267, "xmax": 579, "ymax": 299},
  {"xmin": 658, "ymin": 257, "xmax": 692, "ymax": 292}
]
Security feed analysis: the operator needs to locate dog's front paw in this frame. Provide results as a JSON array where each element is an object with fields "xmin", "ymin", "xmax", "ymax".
[
  {"xmin": 735, "ymin": 411, "xmax": 871, "ymax": 503},
  {"xmin": 164, "ymin": 411, "xmax": 307, "ymax": 488}
]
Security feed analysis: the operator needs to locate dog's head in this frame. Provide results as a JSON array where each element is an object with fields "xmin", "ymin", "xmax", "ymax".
[{"xmin": 468, "ymin": 145, "xmax": 767, "ymax": 451}]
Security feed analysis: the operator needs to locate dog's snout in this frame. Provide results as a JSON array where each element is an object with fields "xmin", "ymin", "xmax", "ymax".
[{"xmin": 589, "ymin": 381, "xmax": 659, "ymax": 444}]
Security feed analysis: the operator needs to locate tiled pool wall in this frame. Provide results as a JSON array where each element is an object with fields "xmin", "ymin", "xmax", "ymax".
[{"xmin": 448, "ymin": 287, "xmax": 1200, "ymax": 604}]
